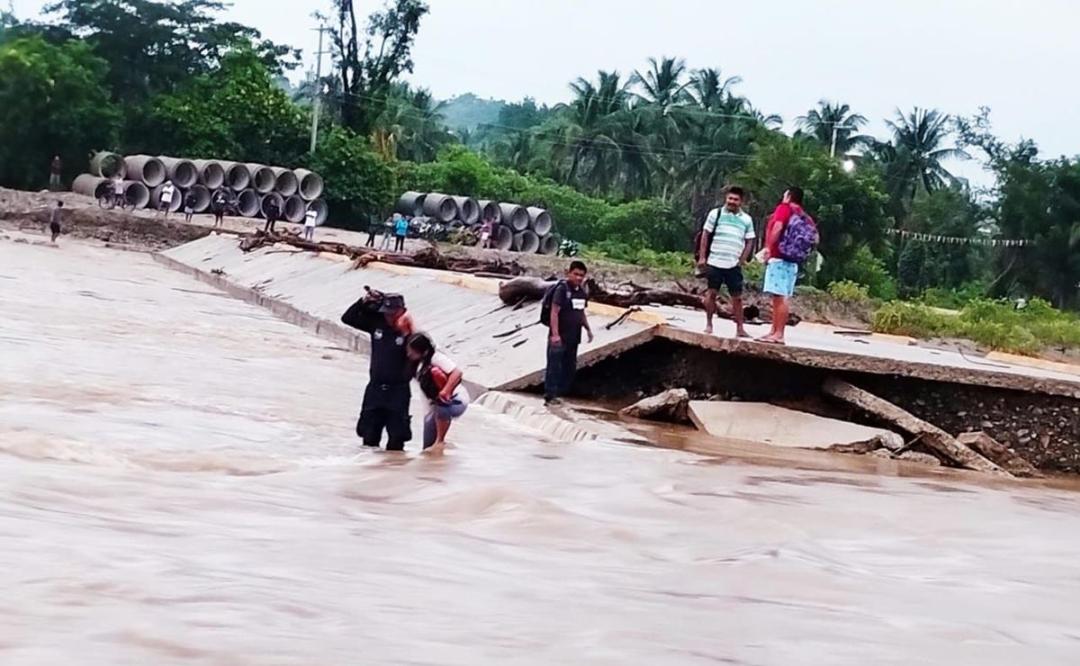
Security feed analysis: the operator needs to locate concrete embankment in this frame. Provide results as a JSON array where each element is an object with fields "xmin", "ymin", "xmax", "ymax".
[{"xmin": 157, "ymin": 233, "xmax": 1080, "ymax": 473}]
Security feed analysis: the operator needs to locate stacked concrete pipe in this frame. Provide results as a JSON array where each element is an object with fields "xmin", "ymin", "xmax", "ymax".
[
  {"xmin": 272, "ymin": 167, "xmax": 299, "ymax": 197},
  {"xmin": 396, "ymin": 191, "xmax": 427, "ymax": 217},
  {"xmin": 150, "ymin": 184, "xmax": 182, "ymax": 212},
  {"xmin": 72, "ymin": 174, "xmax": 111, "ymax": 199},
  {"xmin": 122, "ymin": 181, "xmax": 151, "ymax": 209},
  {"xmin": 124, "ymin": 155, "xmax": 166, "ymax": 188},
  {"xmin": 451, "ymin": 196, "xmax": 480, "ymax": 225},
  {"xmin": 237, "ymin": 190, "xmax": 261, "ymax": 217},
  {"xmin": 492, "ymin": 225, "xmax": 514, "ymax": 251},
  {"xmin": 284, "ymin": 195, "xmax": 307, "ymax": 223},
  {"xmin": 158, "ymin": 157, "xmax": 198, "ymax": 188},
  {"xmin": 478, "ymin": 200, "xmax": 501, "ymax": 223},
  {"xmin": 246, "ymin": 164, "xmax": 276, "ymax": 194},
  {"xmin": 538, "ymin": 234, "xmax": 559, "ymax": 255},
  {"xmin": 192, "ymin": 160, "xmax": 225, "ymax": 190},
  {"xmin": 423, "ymin": 193, "xmax": 459, "ymax": 223},
  {"xmin": 221, "ymin": 162, "xmax": 250, "ymax": 191},
  {"xmin": 527, "ymin": 207, "xmax": 553, "ymax": 236},
  {"xmin": 186, "ymin": 185, "xmax": 211, "ymax": 213},
  {"xmin": 513, "ymin": 230, "xmax": 541, "ymax": 254},
  {"xmin": 90, "ymin": 152, "xmax": 126, "ymax": 179},
  {"xmin": 498, "ymin": 203, "xmax": 529, "ymax": 232},
  {"xmin": 294, "ymin": 169, "xmax": 324, "ymax": 201}
]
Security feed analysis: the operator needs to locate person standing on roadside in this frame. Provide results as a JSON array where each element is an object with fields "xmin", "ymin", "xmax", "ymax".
[
  {"xmin": 49, "ymin": 201, "xmax": 63, "ymax": 243},
  {"xmin": 341, "ymin": 290, "xmax": 417, "ymax": 451},
  {"xmin": 263, "ymin": 196, "xmax": 281, "ymax": 233},
  {"xmin": 393, "ymin": 213, "xmax": 409, "ymax": 253},
  {"xmin": 211, "ymin": 189, "xmax": 228, "ymax": 228},
  {"xmin": 479, "ymin": 215, "xmax": 494, "ymax": 249},
  {"xmin": 183, "ymin": 190, "xmax": 197, "ymax": 223},
  {"xmin": 303, "ymin": 206, "xmax": 317, "ymax": 241},
  {"xmin": 48, "ymin": 155, "xmax": 62, "ymax": 191},
  {"xmin": 759, "ymin": 186, "xmax": 816, "ymax": 345},
  {"xmin": 158, "ymin": 180, "xmax": 176, "ymax": 218},
  {"xmin": 542, "ymin": 260, "xmax": 594, "ymax": 406},
  {"xmin": 697, "ymin": 186, "xmax": 755, "ymax": 337}
]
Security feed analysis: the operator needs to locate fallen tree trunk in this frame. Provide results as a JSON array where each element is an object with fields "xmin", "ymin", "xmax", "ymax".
[
  {"xmin": 822, "ymin": 378, "xmax": 1009, "ymax": 476},
  {"xmin": 957, "ymin": 432, "xmax": 1042, "ymax": 478},
  {"xmin": 239, "ymin": 230, "xmax": 525, "ymax": 276},
  {"xmin": 497, "ymin": 276, "xmax": 799, "ymax": 324}
]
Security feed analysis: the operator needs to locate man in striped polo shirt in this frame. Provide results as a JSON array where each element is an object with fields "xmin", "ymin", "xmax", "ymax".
[{"xmin": 697, "ymin": 186, "xmax": 755, "ymax": 337}]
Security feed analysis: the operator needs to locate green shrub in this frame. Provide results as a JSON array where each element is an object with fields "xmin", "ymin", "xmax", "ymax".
[
  {"xmin": 832, "ymin": 245, "xmax": 897, "ymax": 300},
  {"xmin": 583, "ymin": 240, "xmax": 692, "ymax": 278},
  {"xmin": 827, "ymin": 280, "xmax": 870, "ymax": 303}
]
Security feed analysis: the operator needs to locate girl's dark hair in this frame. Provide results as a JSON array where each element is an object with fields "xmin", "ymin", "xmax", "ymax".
[{"xmin": 406, "ymin": 332, "xmax": 436, "ymax": 362}]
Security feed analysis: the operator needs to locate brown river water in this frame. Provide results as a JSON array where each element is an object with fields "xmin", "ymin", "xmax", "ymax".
[{"xmin": 2, "ymin": 234, "xmax": 1080, "ymax": 665}]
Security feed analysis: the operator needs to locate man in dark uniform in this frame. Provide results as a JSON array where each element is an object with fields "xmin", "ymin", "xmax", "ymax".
[{"xmin": 341, "ymin": 290, "xmax": 417, "ymax": 451}]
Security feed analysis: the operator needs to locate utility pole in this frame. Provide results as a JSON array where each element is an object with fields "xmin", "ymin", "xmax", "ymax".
[{"xmin": 309, "ymin": 25, "xmax": 331, "ymax": 154}]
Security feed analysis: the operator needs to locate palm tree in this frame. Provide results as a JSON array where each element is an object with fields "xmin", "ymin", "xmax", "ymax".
[
  {"xmin": 632, "ymin": 56, "xmax": 690, "ymax": 109},
  {"xmin": 886, "ymin": 107, "xmax": 969, "ymax": 194},
  {"xmin": 555, "ymin": 71, "xmax": 632, "ymax": 187},
  {"xmin": 796, "ymin": 100, "xmax": 871, "ymax": 155},
  {"xmin": 688, "ymin": 67, "xmax": 742, "ymax": 111}
]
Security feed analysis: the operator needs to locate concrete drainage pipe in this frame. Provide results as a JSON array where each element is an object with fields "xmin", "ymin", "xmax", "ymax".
[
  {"xmin": 396, "ymin": 191, "xmax": 427, "ymax": 217},
  {"xmin": 90, "ymin": 152, "xmax": 126, "ymax": 179},
  {"xmin": 260, "ymin": 192, "xmax": 286, "ymax": 218},
  {"xmin": 527, "ymin": 207, "xmax": 553, "ymax": 236},
  {"xmin": 492, "ymin": 224, "xmax": 514, "ymax": 251},
  {"xmin": 538, "ymin": 234, "xmax": 559, "ymax": 255},
  {"xmin": 272, "ymin": 167, "xmax": 299, "ymax": 197},
  {"xmin": 237, "ymin": 189, "xmax": 261, "ymax": 217},
  {"xmin": 514, "ymin": 230, "xmax": 540, "ymax": 254},
  {"xmin": 423, "ymin": 193, "xmax": 459, "ymax": 223},
  {"xmin": 307, "ymin": 200, "xmax": 329, "ymax": 226},
  {"xmin": 186, "ymin": 185, "xmax": 211, "ymax": 213},
  {"xmin": 192, "ymin": 160, "xmax": 225, "ymax": 190},
  {"xmin": 72, "ymin": 174, "xmax": 110, "ymax": 199},
  {"xmin": 246, "ymin": 164, "xmax": 276, "ymax": 194},
  {"xmin": 222, "ymin": 162, "xmax": 251, "ymax": 191},
  {"xmin": 124, "ymin": 155, "xmax": 166, "ymax": 188},
  {"xmin": 451, "ymin": 196, "xmax": 480, "ymax": 225},
  {"xmin": 294, "ymin": 169, "xmax": 324, "ymax": 200},
  {"xmin": 284, "ymin": 195, "xmax": 307, "ymax": 223},
  {"xmin": 122, "ymin": 181, "xmax": 151, "ymax": 209},
  {"xmin": 150, "ymin": 184, "xmax": 183, "ymax": 212},
  {"xmin": 498, "ymin": 203, "xmax": 529, "ymax": 232},
  {"xmin": 158, "ymin": 157, "xmax": 198, "ymax": 188},
  {"xmin": 478, "ymin": 200, "xmax": 501, "ymax": 223}
]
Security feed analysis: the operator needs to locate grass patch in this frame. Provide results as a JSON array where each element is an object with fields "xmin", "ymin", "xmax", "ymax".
[
  {"xmin": 872, "ymin": 297, "xmax": 1080, "ymax": 355},
  {"xmin": 582, "ymin": 240, "xmax": 693, "ymax": 279}
]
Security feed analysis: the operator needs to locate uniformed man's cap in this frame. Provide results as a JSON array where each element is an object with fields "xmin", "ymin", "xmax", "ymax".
[{"xmin": 378, "ymin": 293, "xmax": 406, "ymax": 312}]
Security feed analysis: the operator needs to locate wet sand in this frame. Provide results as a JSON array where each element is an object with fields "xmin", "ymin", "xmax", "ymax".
[{"xmin": 2, "ymin": 235, "xmax": 1079, "ymax": 665}]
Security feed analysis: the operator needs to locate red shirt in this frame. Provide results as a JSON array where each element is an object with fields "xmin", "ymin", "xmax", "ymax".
[{"xmin": 765, "ymin": 203, "xmax": 795, "ymax": 258}]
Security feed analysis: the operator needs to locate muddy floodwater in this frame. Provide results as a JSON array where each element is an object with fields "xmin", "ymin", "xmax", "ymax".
[{"xmin": 2, "ymin": 235, "xmax": 1080, "ymax": 665}]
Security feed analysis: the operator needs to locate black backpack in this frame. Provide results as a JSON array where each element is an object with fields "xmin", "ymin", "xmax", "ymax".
[{"xmin": 538, "ymin": 280, "xmax": 564, "ymax": 326}]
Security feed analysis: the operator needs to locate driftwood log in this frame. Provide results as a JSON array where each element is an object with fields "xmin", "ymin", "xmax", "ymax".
[
  {"xmin": 822, "ymin": 378, "xmax": 1009, "ymax": 476},
  {"xmin": 956, "ymin": 432, "xmax": 1041, "ymax": 478},
  {"xmin": 498, "ymin": 276, "xmax": 799, "ymax": 324},
  {"xmin": 239, "ymin": 230, "xmax": 525, "ymax": 276}
]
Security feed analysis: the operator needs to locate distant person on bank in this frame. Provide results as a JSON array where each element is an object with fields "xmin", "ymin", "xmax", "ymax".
[
  {"xmin": 158, "ymin": 180, "xmax": 176, "ymax": 218},
  {"xmin": 304, "ymin": 206, "xmax": 318, "ymax": 241},
  {"xmin": 543, "ymin": 260, "xmax": 594, "ymax": 406},
  {"xmin": 183, "ymin": 190, "xmax": 198, "ymax": 223},
  {"xmin": 759, "ymin": 186, "xmax": 816, "ymax": 345},
  {"xmin": 379, "ymin": 216, "xmax": 396, "ymax": 251},
  {"xmin": 341, "ymin": 289, "xmax": 417, "ymax": 451},
  {"xmin": 406, "ymin": 333, "xmax": 469, "ymax": 453},
  {"xmin": 697, "ymin": 185, "xmax": 755, "ymax": 337},
  {"xmin": 112, "ymin": 174, "xmax": 125, "ymax": 208},
  {"xmin": 211, "ymin": 189, "xmax": 228, "ymax": 228},
  {"xmin": 262, "ymin": 196, "xmax": 281, "ymax": 234},
  {"xmin": 393, "ymin": 213, "xmax": 409, "ymax": 253},
  {"xmin": 49, "ymin": 155, "xmax": 62, "ymax": 191},
  {"xmin": 49, "ymin": 201, "xmax": 63, "ymax": 243}
]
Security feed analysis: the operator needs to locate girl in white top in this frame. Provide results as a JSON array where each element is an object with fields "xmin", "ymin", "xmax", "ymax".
[{"xmin": 406, "ymin": 333, "xmax": 470, "ymax": 451}]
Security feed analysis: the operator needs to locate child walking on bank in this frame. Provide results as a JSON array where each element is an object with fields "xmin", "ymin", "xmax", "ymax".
[{"xmin": 406, "ymin": 333, "xmax": 469, "ymax": 452}]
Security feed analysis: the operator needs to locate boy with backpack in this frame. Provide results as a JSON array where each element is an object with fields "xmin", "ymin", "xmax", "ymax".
[
  {"xmin": 541, "ymin": 260, "xmax": 594, "ymax": 406},
  {"xmin": 759, "ymin": 186, "xmax": 818, "ymax": 345}
]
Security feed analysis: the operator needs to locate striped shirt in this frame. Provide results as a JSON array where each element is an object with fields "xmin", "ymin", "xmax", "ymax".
[{"xmin": 703, "ymin": 207, "xmax": 755, "ymax": 269}]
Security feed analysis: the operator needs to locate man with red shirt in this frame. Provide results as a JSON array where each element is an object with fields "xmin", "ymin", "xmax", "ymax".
[{"xmin": 759, "ymin": 186, "xmax": 807, "ymax": 345}]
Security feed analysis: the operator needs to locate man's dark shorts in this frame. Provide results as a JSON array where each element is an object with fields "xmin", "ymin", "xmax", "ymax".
[{"xmin": 706, "ymin": 265, "xmax": 744, "ymax": 296}]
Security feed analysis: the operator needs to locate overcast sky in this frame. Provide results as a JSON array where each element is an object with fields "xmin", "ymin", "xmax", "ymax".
[{"xmin": 13, "ymin": 0, "xmax": 1080, "ymax": 184}]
